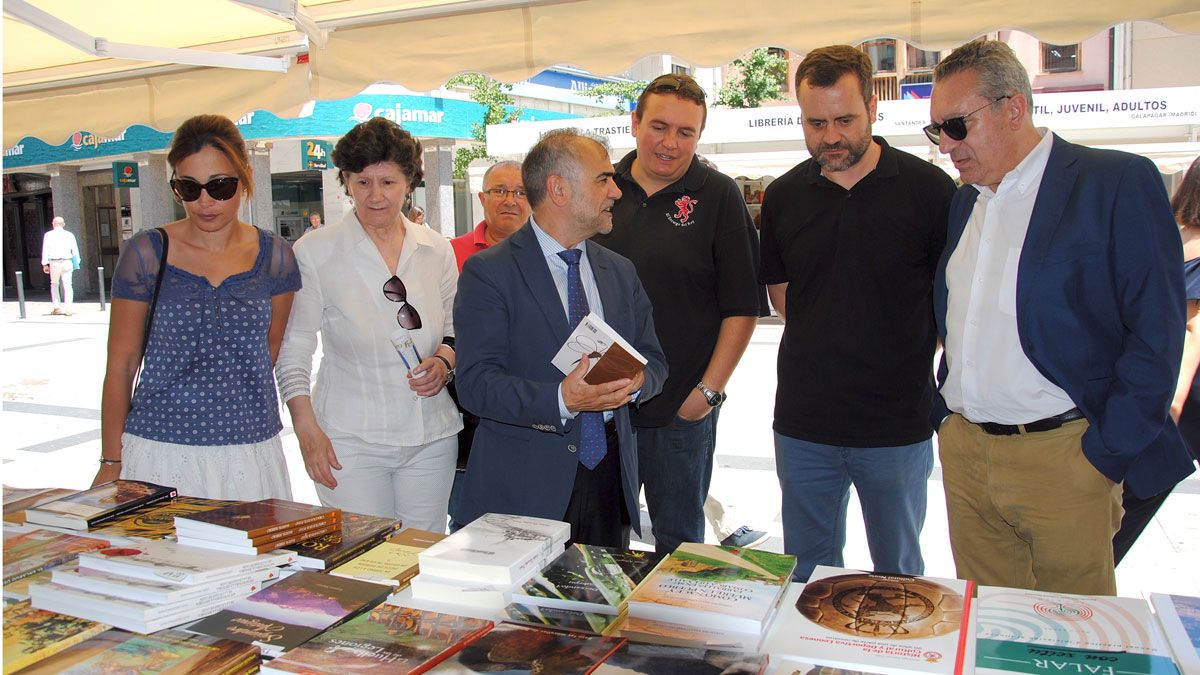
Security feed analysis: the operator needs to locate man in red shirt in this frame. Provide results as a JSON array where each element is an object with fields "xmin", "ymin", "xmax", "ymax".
[{"xmin": 450, "ymin": 160, "xmax": 531, "ymax": 271}]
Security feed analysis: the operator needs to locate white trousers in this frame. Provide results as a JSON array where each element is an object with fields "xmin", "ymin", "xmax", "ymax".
[
  {"xmin": 317, "ymin": 433, "xmax": 457, "ymax": 532},
  {"xmin": 48, "ymin": 260, "xmax": 73, "ymax": 309}
]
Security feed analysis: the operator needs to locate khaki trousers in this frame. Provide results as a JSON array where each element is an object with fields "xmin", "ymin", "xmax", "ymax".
[{"xmin": 938, "ymin": 413, "xmax": 1122, "ymax": 595}]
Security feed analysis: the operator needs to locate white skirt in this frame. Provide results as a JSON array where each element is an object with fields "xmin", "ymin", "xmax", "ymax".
[{"xmin": 120, "ymin": 433, "xmax": 293, "ymax": 501}]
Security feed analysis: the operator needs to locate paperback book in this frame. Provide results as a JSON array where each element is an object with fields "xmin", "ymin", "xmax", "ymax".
[
  {"xmin": 51, "ymin": 564, "xmax": 272, "ymax": 605},
  {"xmin": 591, "ymin": 641, "xmax": 769, "ymax": 675},
  {"xmin": 761, "ymin": 567, "xmax": 974, "ymax": 675},
  {"xmin": 187, "ymin": 570, "xmax": 393, "ymax": 658},
  {"xmin": 2, "ymin": 599, "xmax": 109, "ymax": 674},
  {"xmin": 551, "ymin": 311, "xmax": 648, "ymax": 385},
  {"xmin": 13, "ymin": 628, "xmax": 261, "ymax": 674},
  {"xmin": 261, "ymin": 604, "xmax": 494, "ymax": 675},
  {"xmin": 3, "ymin": 527, "xmax": 110, "ymax": 585},
  {"xmin": 974, "ymin": 587, "xmax": 1180, "ymax": 675},
  {"xmin": 2, "ymin": 486, "xmax": 75, "ymax": 525},
  {"xmin": 1150, "ymin": 593, "xmax": 1200, "ymax": 675},
  {"xmin": 505, "ymin": 601, "xmax": 619, "ymax": 635},
  {"xmin": 409, "ymin": 573, "xmax": 521, "ymax": 610},
  {"xmin": 615, "ymin": 614, "xmax": 761, "ymax": 653},
  {"xmin": 29, "ymin": 578, "xmax": 254, "ymax": 634},
  {"xmin": 174, "ymin": 498, "xmax": 340, "ymax": 544},
  {"xmin": 624, "ymin": 542, "xmax": 796, "ymax": 635},
  {"xmin": 330, "ymin": 527, "xmax": 447, "ymax": 586},
  {"xmin": 426, "ymin": 622, "xmax": 624, "ymax": 674},
  {"xmin": 177, "ymin": 517, "xmax": 341, "ymax": 555},
  {"xmin": 418, "ymin": 513, "xmax": 570, "ymax": 586},
  {"xmin": 24, "ymin": 480, "xmax": 177, "ymax": 530},
  {"xmin": 514, "ymin": 544, "xmax": 665, "ymax": 615},
  {"xmin": 91, "ymin": 496, "xmax": 242, "ymax": 540},
  {"xmin": 284, "ymin": 511, "xmax": 404, "ymax": 570},
  {"xmin": 76, "ymin": 538, "xmax": 295, "ymax": 585}
]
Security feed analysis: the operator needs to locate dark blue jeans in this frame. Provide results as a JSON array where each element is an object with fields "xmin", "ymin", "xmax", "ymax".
[{"xmin": 638, "ymin": 407, "xmax": 720, "ymax": 554}]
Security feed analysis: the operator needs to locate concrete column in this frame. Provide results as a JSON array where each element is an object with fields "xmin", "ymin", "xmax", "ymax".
[
  {"xmin": 321, "ymin": 168, "xmax": 351, "ymax": 226},
  {"xmin": 247, "ymin": 143, "xmax": 274, "ymax": 232},
  {"xmin": 423, "ymin": 140, "xmax": 455, "ymax": 238},
  {"xmin": 132, "ymin": 152, "xmax": 172, "ymax": 235},
  {"xmin": 48, "ymin": 164, "xmax": 88, "ymax": 292}
]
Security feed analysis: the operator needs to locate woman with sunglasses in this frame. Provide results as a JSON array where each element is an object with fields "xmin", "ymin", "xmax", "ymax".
[
  {"xmin": 94, "ymin": 114, "xmax": 301, "ymax": 498},
  {"xmin": 275, "ymin": 117, "xmax": 461, "ymax": 531}
]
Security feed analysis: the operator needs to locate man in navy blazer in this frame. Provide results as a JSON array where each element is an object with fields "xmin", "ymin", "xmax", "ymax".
[
  {"xmin": 927, "ymin": 40, "xmax": 1193, "ymax": 595},
  {"xmin": 454, "ymin": 129, "xmax": 667, "ymax": 548}
]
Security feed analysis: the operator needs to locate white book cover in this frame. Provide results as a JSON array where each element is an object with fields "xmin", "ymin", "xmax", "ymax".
[
  {"xmin": 762, "ymin": 566, "xmax": 974, "ymax": 675},
  {"xmin": 551, "ymin": 311, "xmax": 647, "ymax": 384},
  {"xmin": 1150, "ymin": 593, "xmax": 1200, "ymax": 675},
  {"xmin": 418, "ymin": 513, "xmax": 570, "ymax": 586},
  {"xmin": 409, "ymin": 573, "xmax": 517, "ymax": 610},
  {"xmin": 974, "ymin": 587, "xmax": 1180, "ymax": 675},
  {"xmin": 77, "ymin": 539, "xmax": 294, "ymax": 585},
  {"xmin": 29, "ymin": 581, "xmax": 247, "ymax": 634},
  {"xmin": 50, "ymin": 564, "xmax": 274, "ymax": 605}
]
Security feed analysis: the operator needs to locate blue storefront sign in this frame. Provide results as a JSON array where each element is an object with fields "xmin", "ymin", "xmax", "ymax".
[
  {"xmin": 2, "ymin": 94, "xmax": 579, "ymax": 170},
  {"xmin": 528, "ymin": 68, "xmax": 611, "ymax": 93},
  {"xmin": 112, "ymin": 161, "xmax": 139, "ymax": 187}
]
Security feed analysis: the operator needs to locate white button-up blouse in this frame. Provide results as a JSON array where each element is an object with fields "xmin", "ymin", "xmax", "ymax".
[{"xmin": 276, "ymin": 211, "xmax": 463, "ymax": 446}]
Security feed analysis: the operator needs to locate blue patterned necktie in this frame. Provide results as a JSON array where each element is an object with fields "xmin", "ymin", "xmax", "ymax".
[{"xmin": 557, "ymin": 248, "xmax": 607, "ymax": 470}]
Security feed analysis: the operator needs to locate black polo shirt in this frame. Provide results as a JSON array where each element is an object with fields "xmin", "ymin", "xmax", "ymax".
[
  {"xmin": 759, "ymin": 138, "xmax": 956, "ymax": 446},
  {"xmin": 593, "ymin": 151, "xmax": 768, "ymax": 428}
]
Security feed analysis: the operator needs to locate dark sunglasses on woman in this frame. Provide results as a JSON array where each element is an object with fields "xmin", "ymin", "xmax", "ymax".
[
  {"xmin": 169, "ymin": 176, "xmax": 240, "ymax": 202},
  {"xmin": 383, "ymin": 275, "xmax": 423, "ymax": 330}
]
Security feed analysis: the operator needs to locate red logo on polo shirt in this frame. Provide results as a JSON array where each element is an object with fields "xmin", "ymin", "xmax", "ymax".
[{"xmin": 669, "ymin": 195, "xmax": 698, "ymax": 227}]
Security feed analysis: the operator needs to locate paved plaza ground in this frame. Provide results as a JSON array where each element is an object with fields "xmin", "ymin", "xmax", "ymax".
[{"xmin": 2, "ymin": 295, "xmax": 1196, "ymax": 598}]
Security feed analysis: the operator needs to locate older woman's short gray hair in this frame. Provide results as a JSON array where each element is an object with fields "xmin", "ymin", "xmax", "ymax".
[{"xmin": 934, "ymin": 39, "xmax": 1034, "ymax": 115}]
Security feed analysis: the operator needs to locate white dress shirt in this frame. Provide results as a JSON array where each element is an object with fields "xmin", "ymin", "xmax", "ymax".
[
  {"xmin": 943, "ymin": 129, "xmax": 1076, "ymax": 424},
  {"xmin": 276, "ymin": 211, "xmax": 463, "ymax": 446},
  {"xmin": 41, "ymin": 227, "xmax": 78, "ymax": 263}
]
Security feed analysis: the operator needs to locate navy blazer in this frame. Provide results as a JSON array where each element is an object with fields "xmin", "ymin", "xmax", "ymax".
[
  {"xmin": 453, "ymin": 222, "xmax": 668, "ymax": 531},
  {"xmin": 934, "ymin": 134, "xmax": 1194, "ymax": 499}
]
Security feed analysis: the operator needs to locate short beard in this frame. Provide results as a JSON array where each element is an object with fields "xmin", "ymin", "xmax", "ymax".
[{"xmin": 813, "ymin": 134, "xmax": 872, "ymax": 173}]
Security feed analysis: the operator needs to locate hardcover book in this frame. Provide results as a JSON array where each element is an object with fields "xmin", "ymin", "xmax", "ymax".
[
  {"xmin": 3, "ymin": 528, "xmax": 110, "ymax": 585},
  {"xmin": 77, "ymin": 538, "xmax": 295, "ymax": 585},
  {"xmin": 974, "ymin": 587, "xmax": 1179, "ymax": 675},
  {"xmin": 590, "ymin": 642, "xmax": 769, "ymax": 675},
  {"xmin": 29, "ymin": 579, "xmax": 253, "ymax": 634},
  {"xmin": 285, "ymin": 511, "xmax": 404, "ymax": 570},
  {"xmin": 1150, "ymin": 592, "xmax": 1200, "ymax": 675},
  {"xmin": 761, "ymin": 567, "xmax": 974, "ymax": 675},
  {"xmin": 91, "ymin": 496, "xmax": 242, "ymax": 540},
  {"xmin": 514, "ymin": 544, "xmax": 665, "ymax": 615},
  {"xmin": 2, "ymin": 599, "xmax": 109, "ymax": 674},
  {"xmin": 2, "ymin": 486, "xmax": 75, "ymax": 524},
  {"xmin": 174, "ymin": 498, "xmax": 340, "ymax": 543},
  {"xmin": 551, "ymin": 311, "xmax": 647, "ymax": 385},
  {"xmin": 51, "ymin": 564, "xmax": 272, "ymax": 605},
  {"xmin": 418, "ymin": 514, "xmax": 570, "ymax": 586},
  {"xmin": 330, "ymin": 527, "xmax": 447, "ymax": 586},
  {"xmin": 187, "ymin": 570, "xmax": 393, "ymax": 658},
  {"xmin": 261, "ymin": 604, "xmax": 494, "ymax": 675},
  {"xmin": 23, "ymin": 480, "xmax": 177, "ymax": 531},
  {"xmin": 426, "ymin": 622, "xmax": 624, "ymax": 674},
  {"xmin": 624, "ymin": 542, "xmax": 796, "ymax": 635},
  {"xmin": 504, "ymin": 601, "xmax": 619, "ymax": 635},
  {"xmin": 13, "ymin": 628, "xmax": 261, "ymax": 674}
]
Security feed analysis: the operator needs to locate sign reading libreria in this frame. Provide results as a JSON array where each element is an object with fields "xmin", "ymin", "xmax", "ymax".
[{"xmin": 2, "ymin": 94, "xmax": 578, "ymax": 170}]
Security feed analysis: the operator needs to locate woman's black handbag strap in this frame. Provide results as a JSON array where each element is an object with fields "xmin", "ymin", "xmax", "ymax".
[{"xmin": 141, "ymin": 227, "xmax": 169, "ymax": 360}]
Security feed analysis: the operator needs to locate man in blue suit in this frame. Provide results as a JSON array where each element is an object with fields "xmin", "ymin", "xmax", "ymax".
[
  {"xmin": 928, "ymin": 40, "xmax": 1193, "ymax": 595},
  {"xmin": 454, "ymin": 129, "xmax": 667, "ymax": 548}
]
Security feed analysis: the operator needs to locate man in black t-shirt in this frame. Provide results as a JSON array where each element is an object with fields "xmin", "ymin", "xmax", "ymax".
[
  {"xmin": 759, "ymin": 46, "xmax": 956, "ymax": 581},
  {"xmin": 593, "ymin": 74, "xmax": 768, "ymax": 554}
]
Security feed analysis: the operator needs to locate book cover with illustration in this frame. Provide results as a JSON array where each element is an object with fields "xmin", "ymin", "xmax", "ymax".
[
  {"xmin": 3, "ymin": 528, "xmax": 110, "ymax": 585},
  {"xmin": 762, "ymin": 567, "xmax": 973, "ymax": 675},
  {"xmin": 77, "ymin": 538, "xmax": 294, "ymax": 585},
  {"xmin": 285, "ymin": 511, "xmax": 403, "ymax": 570},
  {"xmin": 974, "ymin": 587, "xmax": 1179, "ymax": 675},
  {"xmin": 515, "ymin": 544, "xmax": 665, "ymax": 615},
  {"xmin": 13, "ymin": 628, "xmax": 261, "ymax": 674},
  {"xmin": 92, "ymin": 496, "xmax": 242, "ymax": 540},
  {"xmin": 1151, "ymin": 593, "xmax": 1200, "ymax": 675},
  {"xmin": 3, "ymin": 487, "xmax": 75, "ymax": 524},
  {"xmin": 418, "ymin": 514, "xmax": 570, "ymax": 586},
  {"xmin": 174, "ymin": 498, "xmax": 340, "ymax": 542},
  {"xmin": 427, "ymin": 622, "xmax": 624, "ymax": 674},
  {"xmin": 187, "ymin": 570, "xmax": 392, "ymax": 657},
  {"xmin": 625, "ymin": 542, "xmax": 795, "ymax": 635},
  {"xmin": 2, "ymin": 599, "xmax": 109, "ymax": 673},
  {"xmin": 551, "ymin": 311, "xmax": 648, "ymax": 385},
  {"xmin": 591, "ymin": 641, "xmax": 769, "ymax": 675},
  {"xmin": 24, "ymin": 480, "xmax": 176, "ymax": 530},
  {"xmin": 261, "ymin": 604, "xmax": 494, "ymax": 675},
  {"xmin": 329, "ymin": 527, "xmax": 446, "ymax": 586},
  {"xmin": 504, "ymin": 601, "xmax": 618, "ymax": 635}
]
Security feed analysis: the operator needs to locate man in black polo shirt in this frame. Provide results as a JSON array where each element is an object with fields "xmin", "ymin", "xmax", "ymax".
[
  {"xmin": 593, "ymin": 74, "xmax": 768, "ymax": 555},
  {"xmin": 759, "ymin": 46, "xmax": 956, "ymax": 581}
]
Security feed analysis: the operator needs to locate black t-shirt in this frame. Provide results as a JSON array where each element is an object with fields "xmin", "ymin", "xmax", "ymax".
[
  {"xmin": 759, "ymin": 138, "xmax": 956, "ymax": 446},
  {"xmin": 594, "ymin": 152, "xmax": 768, "ymax": 427}
]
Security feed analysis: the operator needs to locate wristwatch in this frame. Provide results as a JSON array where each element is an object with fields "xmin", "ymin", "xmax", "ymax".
[
  {"xmin": 433, "ymin": 354, "xmax": 455, "ymax": 385},
  {"xmin": 695, "ymin": 381, "xmax": 726, "ymax": 407}
]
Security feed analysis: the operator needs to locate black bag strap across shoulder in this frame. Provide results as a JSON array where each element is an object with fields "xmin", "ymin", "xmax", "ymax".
[{"xmin": 141, "ymin": 227, "xmax": 169, "ymax": 360}]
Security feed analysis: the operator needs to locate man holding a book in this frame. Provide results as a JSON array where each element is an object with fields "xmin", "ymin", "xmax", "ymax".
[{"xmin": 453, "ymin": 128, "xmax": 667, "ymax": 548}]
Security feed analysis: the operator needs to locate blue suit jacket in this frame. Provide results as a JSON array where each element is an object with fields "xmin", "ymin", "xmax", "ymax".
[
  {"xmin": 453, "ymin": 222, "xmax": 667, "ymax": 531},
  {"xmin": 934, "ymin": 134, "xmax": 1194, "ymax": 499}
]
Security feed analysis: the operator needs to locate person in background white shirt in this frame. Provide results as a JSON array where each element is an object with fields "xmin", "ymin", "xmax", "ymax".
[{"xmin": 41, "ymin": 216, "xmax": 79, "ymax": 316}]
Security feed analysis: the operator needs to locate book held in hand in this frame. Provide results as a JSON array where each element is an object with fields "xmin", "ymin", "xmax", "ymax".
[
  {"xmin": 551, "ymin": 311, "xmax": 647, "ymax": 385},
  {"xmin": 23, "ymin": 480, "xmax": 177, "ymax": 531}
]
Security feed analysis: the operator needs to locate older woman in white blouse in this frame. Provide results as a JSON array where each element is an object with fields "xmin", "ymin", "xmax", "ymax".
[{"xmin": 276, "ymin": 118, "xmax": 461, "ymax": 530}]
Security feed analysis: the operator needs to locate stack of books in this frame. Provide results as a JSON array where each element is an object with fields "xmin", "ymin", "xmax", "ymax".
[
  {"xmin": 622, "ymin": 542, "xmax": 797, "ymax": 652},
  {"xmin": 174, "ymin": 498, "xmax": 341, "ymax": 555},
  {"xmin": 22, "ymin": 480, "xmax": 176, "ymax": 531},
  {"xmin": 283, "ymin": 511, "xmax": 403, "ymax": 571},
  {"xmin": 410, "ymin": 514, "xmax": 570, "ymax": 609},
  {"xmin": 329, "ymin": 527, "xmax": 446, "ymax": 586},
  {"xmin": 3, "ymin": 527, "xmax": 111, "ymax": 600},
  {"xmin": 92, "ymin": 496, "xmax": 243, "ymax": 541},
  {"xmin": 28, "ymin": 538, "xmax": 295, "ymax": 634}
]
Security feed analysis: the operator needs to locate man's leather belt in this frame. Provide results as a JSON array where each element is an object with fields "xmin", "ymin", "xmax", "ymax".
[{"xmin": 973, "ymin": 408, "xmax": 1085, "ymax": 436}]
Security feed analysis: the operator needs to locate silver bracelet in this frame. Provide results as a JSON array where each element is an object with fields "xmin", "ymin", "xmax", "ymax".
[{"xmin": 99, "ymin": 458, "xmax": 122, "ymax": 466}]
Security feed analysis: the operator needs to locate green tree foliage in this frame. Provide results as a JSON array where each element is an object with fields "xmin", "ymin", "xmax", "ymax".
[
  {"xmin": 716, "ymin": 48, "xmax": 788, "ymax": 108},
  {"xmin": 447, "ymin": 73, "xmax": 523, "ymax": 178},
  {"xmin": 583, "ymin": 80, "xmax": 649, "ymax": 113}
]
